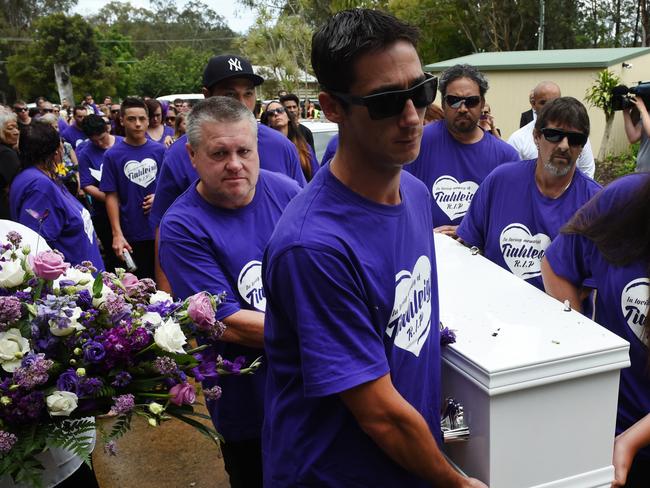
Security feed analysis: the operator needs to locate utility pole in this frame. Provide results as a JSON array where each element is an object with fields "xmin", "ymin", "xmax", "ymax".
[{"xmin": 538, "ymin": 0, "xmax": 545, "ymax": 50}]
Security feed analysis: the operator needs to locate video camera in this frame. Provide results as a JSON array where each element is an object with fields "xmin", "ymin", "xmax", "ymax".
[{"xmin": 611, "ymin": 81, "xmax": 650, "ymax": 111}]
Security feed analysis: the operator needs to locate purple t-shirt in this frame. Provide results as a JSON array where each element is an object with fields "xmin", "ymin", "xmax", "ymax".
[
  {"xmin": 145, "ymin": 125, "xmax": 174, "ymax": 144},
  {"xmin": 10, "ymin": 166, "xmax": 104, "ymax": 269},
  {"xmin": 57, "ymin": 118, "xmax": 68, "ymax": 133},
  {"xmin": 61, "ymin": 124, "xmax": 86, "ymax": 148},
  {"xmin": 262, "ymin": 163, "xmax": 441, "ymax": 487},
  {"xmin": 78, "ymin": 136, "xmax": 124, "ymax": 216},
  {"xmin": 545, "ymin": 173, "xmax": 650, "ymax": 460},
  {"xmin": 457, "ymin": 160, "xmax": 601, "ymax": 290},
  {"xmin": 321, "ymin": 133, "xmax": 338, "ymax": 165},
  {"xmin": 159, "ymin": 170, "xmax": 301, "ymax": 441},
  {"xmin": 405, "ymin": 121, "xmax": 520, "ymax": 227},
  {"xmin": 99, "ymin": 139, "xmax": 164, "ymax": 242},
  {"xmin": 149, "ymin": 124, "xmax": 306, "ymax": 228}
]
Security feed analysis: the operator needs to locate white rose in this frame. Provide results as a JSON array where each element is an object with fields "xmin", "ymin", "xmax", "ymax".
[
  {"xmin": 92, "ymin": 284, "xmax": 115, "ymax": 308},
  {"xmin": 49, "ymin": 307, "xmax": 85, "ymax": 337},
  {"xmin": 46, "ymin": 391, "xmax": 78, "ymax": 416},
  {"xmin": 54, "ymin": 268, "xmax": 94, "ymax": 290},
  {"xmin": 0, "ymin": 258, "xmax": 25, "ymax": 288},
  {"xmin": 154, "ymin": 318, "xmax": 187, "ymax": 354},
  {"xmin": 149, "ymin": 290, "xmax": 172, "ymax": 305},
  {"xmin": 140, "ymin": 311, "xmax": 163, "ymax": 328},
  {"xmin": 0, "ymin": 328, "xmax": 31, "ymax": 372}
]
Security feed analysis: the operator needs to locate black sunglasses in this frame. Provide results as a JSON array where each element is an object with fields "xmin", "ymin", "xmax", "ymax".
[
  {"xmin": 331, "ymin": 73, "xmax": 438, "ymax": 120},
  {"xmin": 267, "ymin": 107, "xmax": 286, "ymax": 116},
  {"xmin": 540, "ymin": 127, "xmax": 588, "ymax": 147},
  {"xmin": 444, "ymin": 95, "xmax": 482, "ymax": 109},
  {"xmin": 14, "ymin": 107, "xmax": 27, "ymax": 112},
  {"xmin": 41, "ymin": 109, "xmax": 54, "ymax": 113},
  {"xmin": 166, "ymin": 116, "xmax": 176, "ymax": 121}
]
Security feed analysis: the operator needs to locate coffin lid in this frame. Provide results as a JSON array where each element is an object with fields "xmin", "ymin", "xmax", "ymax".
[{"xmin": 435, "ymin": 234, "xmax": 630, "ymax": 396}]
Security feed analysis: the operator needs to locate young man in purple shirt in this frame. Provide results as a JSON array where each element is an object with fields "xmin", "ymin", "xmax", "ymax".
[
  {"xmin": 100, "ymin": 97, "xmax": 164, "ymax": 279},
  {"xmin": 262, "ymin": 10, "xmax": 485, "ymax": 488},
  {"xmin": 159, "ymin": 97, "xmax": 301, "ymax": 487},
  {"xmin": 457, "ymin": 97, "xmax": 601, "ymax": 291},
  {"xmin": 61, "ymin": 106, "xmax": 88, "ymax": 148},
  {"xmin": 405, "ymin": 64, "xmax": 519, "ymax": 236}
]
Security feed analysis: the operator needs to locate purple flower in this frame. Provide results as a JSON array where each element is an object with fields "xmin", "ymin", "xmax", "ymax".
[
  {"xmin": 220, "ymin": 356, "xmax": 246, "ymax": 375},
  {"xmin": 440, "ymin": 327, "xmax": 457, "ymax": 347},
  {"xmin": 56, "ymin": 369, "xmax": 80, "ymax": 393},
  {"xmin": 6, "ymin": 231, "xmax": 22, "ymax": 247},
  {"xmin": 111, "ymin": 394, "xmax": 135, "ymax": 414},
  {"xmin": 13, "ymin": 353, "xmax": 54, "ymax": 389},
  {"xmin": 153, "ymin": 356, "xmax": 178, "ymax": 375},
  {"xmin": 78, "ymin": 376, "xmax": 103, "ymax": 397},
  {"xmin": 0, "ymin": 296, "xmax": 22, "ymax": 330},
  {"xmin": 203, "ymin": 385, "xmax": 222, "ymax": 401},
  {"xmin": 0, "ymin": 431, "xmax": 18, "ymax": 454},
  {"xmin": 105, "ymin": 294, "xmax": 132, "ymax": 323},
  {"xmin": 169, "ymin": 383, "xmax": 196, "ymax": 406},
  {"xmin": 83, "ymin": 341, "xmax": 106, "ymax": 363},
  {"xmin": 111, "ymin": 371, "xmax": 132, "ymax": 387},
  {"xmin": 30, "ymin": 250, "xmax": 70, "ymax": 280},
  {"xmin": 76, "ymin": 289, "xmax": 93, "ymax": 309},
  {"xmin": 187, "ymin": 292, "xmax": 215, "ymax": 330},
  {"xmin": 103, "ymin": 440, "xmax": 117, "ymax": 456}
]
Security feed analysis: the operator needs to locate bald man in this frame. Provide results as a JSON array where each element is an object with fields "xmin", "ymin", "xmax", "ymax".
[{"xmin": 508, "ymin": 81, "xmax": 595, "ymax": 178}]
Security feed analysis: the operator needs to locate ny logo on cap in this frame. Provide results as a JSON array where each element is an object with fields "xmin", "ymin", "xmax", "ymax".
[{"xmin": 228, "ymin": 58, "xmax": 243, "ymax": 72}]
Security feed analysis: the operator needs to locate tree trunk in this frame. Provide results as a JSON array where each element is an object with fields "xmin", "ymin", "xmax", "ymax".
[
  {"xmin": 53, "ymin": 63, "xmax": 74, "ymax": 105},
  {"xmin": 597, "ymin": 114, "xmax": 615, "ymax": 162}
]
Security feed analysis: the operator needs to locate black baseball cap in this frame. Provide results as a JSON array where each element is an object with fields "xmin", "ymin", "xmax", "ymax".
[{"xmin": 203, "ymin": 55, "xmax": 264, "ymax": 89}]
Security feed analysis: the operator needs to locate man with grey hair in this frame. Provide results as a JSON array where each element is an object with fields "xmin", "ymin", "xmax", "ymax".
[
  {"xmin": 457, "ymin": 96, "xmax": 601, "ymax": 291},
  {"xmin": 406, "ymin": 63, "xmax": 519, "ymax": 237},
  {"xmin": 508, "ymin": 81, "xmax": 596, "ymax": 178},
  {"xmin": 0, "ymin": 106, "xmax": 20, "ymax": 219},
  {"xmin": 158, "ymin": 96, "xmax": 301, "ymax": 488}
]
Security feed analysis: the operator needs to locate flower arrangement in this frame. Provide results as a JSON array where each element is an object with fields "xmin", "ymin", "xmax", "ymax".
[{"xmin": 0, "ymin": 232, "xmax": 260, "ymax": 487}]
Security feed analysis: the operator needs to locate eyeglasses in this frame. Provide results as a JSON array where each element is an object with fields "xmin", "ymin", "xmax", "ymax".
[
  {"xmin": 14, "ymin": 107, "xmax": 27, "ymax": 113},
  {"xmin": 267, "ymin": 107, "xmax": 286, "ymax": 116},
  {"xmin": 41, "ymin": 109, "xmax": 54, "ymax": 113},
  {"xmin": 444, "ymin": 95, "xmax": 482, "ymax": 109},
  {"xmin": 331, "ymin": 73, "xmax": 437, "ymax": 120},
  {"xmin": 540, "ymin": 127, "xmax": 588, "ymax": 147},
  {"xmin": 166, "ymin": 117, "xmax": 176, "ymax": 122}
]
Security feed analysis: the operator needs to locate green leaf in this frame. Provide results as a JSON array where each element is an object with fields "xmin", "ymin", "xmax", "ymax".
[{"xmin": 92, "ymin": 273, "xmax": 104, "ymax": 298}]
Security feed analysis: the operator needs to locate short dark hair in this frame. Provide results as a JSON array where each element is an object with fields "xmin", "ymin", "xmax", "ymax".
[
  {"xmin": 120, "ymin": 97, "xmax": 147, "ymax": 116},
  {"xmin": 144, "ymin": 98, "xmax": 162, "ymax": 118},
  {"xmin": 439, "ymin": 64, "xmax": 489, "ymax": 97},
  {"xmin": 535, "ymin": 97, "xmax": 590, "ymax": 136},
  {"xmin": 311, "ymin": 9, "xmax": 419, "ymax": 93},
  {"xmin": 173, "ymin": 98, "xmax": 183, "ymax": 105},
  {"xmin": 280, "ymin": 93, "xmax": 300, "ymax": 106},
  {"xmin": 18, "ymin": 123, "xmax": 60, "ymax": 169},
  {"xmin": 73, "ymin": 106, "xmax": 87, "ymax": 117},
  {"xmin": 13, "ymin": 100, "xmax": 27, "ymax": 107},
  {"xmin": 81, "ymin": 114, "xmax": 110, "ymax": 137}
]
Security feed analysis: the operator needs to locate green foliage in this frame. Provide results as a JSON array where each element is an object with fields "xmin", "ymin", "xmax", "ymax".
[
  {"xmin": 47, "ymin": 419, "xmax": 96, "ymax": 466},
  {"xmin": 595, "ymin": 143, "xmax": 637, "ymax": 185},
  {"xmin": 585, "ymin": 69, "xmax": 620, "ymax": 120}
]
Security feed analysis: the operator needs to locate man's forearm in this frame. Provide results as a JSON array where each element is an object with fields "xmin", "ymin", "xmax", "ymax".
[
  {"xmin": 83, "ymin": 185, "xmax": 106, "ymax": 202},
  {"xmin": 105, "ymin": 193, "xmax": 123, "ymax": 237},
  {"xmin": 221, "ymin": 309, "xmax": 265, "ymax": 349}
]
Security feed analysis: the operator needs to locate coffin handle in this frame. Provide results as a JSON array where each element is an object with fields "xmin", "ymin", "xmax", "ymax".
[{"xmin": 441, "ymin": 397, "xmax": 470, "ymax": 443}]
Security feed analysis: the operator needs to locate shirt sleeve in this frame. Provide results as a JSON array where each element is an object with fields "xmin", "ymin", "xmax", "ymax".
[
  {"xmin": 544, "ymin": 232, "xmax": 594, "ymax": 286},
  {"xmin": 577, "ymin": 139, "xmax": 596, "ymax": 178},
  {"xmin": 265, "ymin": 245, "xmax": 389, "ymax": 398},
  {"xmin": 150, "ymin": 152, "xmax": 187, "ymax": 229},
  {"xmin": 99, "ymin": 152, "xmax": 117, "ymax": 193},
  {"xmin": 77, "ymin": 150, "xmax": 95, "ymax": 188},
  {"xmin": 456, "ymin": 175, "xmax": 491, "ymax": 249},
  {"xmin": 159, "ymin": 215, "xmax": 241, "ymax": 320}
]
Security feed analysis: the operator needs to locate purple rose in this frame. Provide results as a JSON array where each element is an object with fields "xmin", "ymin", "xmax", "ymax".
[
  {"xmin": 83, "ymin": 341, "xmax": 106, "ymax": 363},
  {"xmin": 121, "ymin": 273, "xmax": 139, "ymax": 293},
  {"xmin": 187, "ymin": 292, "xmax": 215, "ymax": 330},
  {"xmin": 56, "ymin": 368, "xmax": 79, "ymax": 392},
  {"xmin": 30, "ymin": 250, "xmax": 70, "ymax": 280},
  {"xmin": 169, "ymin": 382, "xmax": 196, "ymax": 406}
]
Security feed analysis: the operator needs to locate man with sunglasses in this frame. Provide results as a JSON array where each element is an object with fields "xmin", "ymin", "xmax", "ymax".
[
  {"xmin": 405, "ymin": 64, "xmax": 519, "ymax": 237},
  {"xmin": 457, "ymin": 97, "xmax": 601, "ymax": 291},
  {"xmin": 262, "ymin": 9, "xmax": 485, "ymax": 488},
  {"xmin": 62, "ymin": 106, "xmax": 89, "ymax": 148},
  {"xmin": 13, "ymin": 101, "xmax": 31, "ymax": 129},
  {"xmin": 40, "ymin": 101, "xmax": 68, "ymax": 133},
  {"xmin": 507, "ymin": 81, "xmax": 595, "ymax": 178}
]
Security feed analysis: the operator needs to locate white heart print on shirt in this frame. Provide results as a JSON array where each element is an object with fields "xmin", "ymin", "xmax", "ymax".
[
  {"xmin": 238, "ymin": 260, "xmax": 266, "ymax": 312},
  {"xmin": 432, "ymin": 175, "xmax": 478, "ymax": 221},
  {"xmin": 124, "ymin": 158, "xmax": 157, "ymax": 188},
  {"xmin": 621, "ymin": 278, "xmax": 650, "ymax": 346},
  {"xmin": 385, "ymin": 255, "xmax": 432, "ymax": 357},
  {"xmin": 499, "ymin": 223, "xmax": 551, "ymax": 280}
]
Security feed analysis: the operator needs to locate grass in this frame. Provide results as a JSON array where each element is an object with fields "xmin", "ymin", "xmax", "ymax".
[{"xmin": 595, "ymin": 143, "xmax": 637, "ymax": 186}]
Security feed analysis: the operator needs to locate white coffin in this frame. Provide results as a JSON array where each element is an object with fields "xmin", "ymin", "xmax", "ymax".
[{"xmin": 434, "ymin": 234, "xmax": 630, "ymax": 488}]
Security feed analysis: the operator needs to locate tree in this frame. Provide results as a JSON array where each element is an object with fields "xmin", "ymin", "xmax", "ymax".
[{"xmin": 585, "ymin": 69, "xmax": 620, "ymax": 161}]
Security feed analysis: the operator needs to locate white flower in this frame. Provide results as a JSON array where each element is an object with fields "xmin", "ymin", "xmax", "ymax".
[
  {"xmin": 46, "ymin": 391, "xmax": 78, "ymax": 416},
  {"xmin": 140, "ymin": 311, "xmax": 163, "ymax": 328},
  {"xmin": 0, "ymin": 328, "xmax": 30, "ymax": 372},
  {"xmin": 54, "ymin": 268, "xmax": 94, "ymax": 290},
  {"xmin": 149, "ymin": 290, "xmax": 172, "ymax": 305},
  {"xmin": 49, "ymin": 307, "xmax": 85, "ymax": 337},
  {"xmin": 153, "ymin": 318, "xmax": 187, "ymax": 354},
  {"xmin": 92, "ymin": 284, "xmax": 115, "ymax": 308},
  {"xmin": 0, "ymin": 258, "xmax": 25, "ymax": 288},
  {"xmin": 148, "ymin": 402, "xmax": 164, "ymax": 415}
]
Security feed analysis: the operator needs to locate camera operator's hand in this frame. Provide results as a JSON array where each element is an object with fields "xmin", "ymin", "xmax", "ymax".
[{"xmin": 632, "ymin": 96, "xmax": 649, "ymax": 115}]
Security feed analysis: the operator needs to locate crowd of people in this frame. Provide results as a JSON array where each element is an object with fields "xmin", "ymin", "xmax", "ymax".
[{"xmin": 0, "ymin": 7, "xmax": 649, "ymax": 488}]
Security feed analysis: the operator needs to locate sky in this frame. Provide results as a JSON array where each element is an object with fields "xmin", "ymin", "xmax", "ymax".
[{"xmin": 73, "ymin": 0, "xmax": 258, "ymax": 34}]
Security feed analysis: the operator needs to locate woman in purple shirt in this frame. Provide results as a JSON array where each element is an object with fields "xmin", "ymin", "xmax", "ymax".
[
  {"xmin": 10, "ymin": 123, "xmax": 104, "ymax": 269},
  {"xmin": 144, "ymin": 99, "xmax": 174, "ymax": 147},
  {"xmin": 542, "ymin": 174, "xmax": 650, "ymax": 487}
]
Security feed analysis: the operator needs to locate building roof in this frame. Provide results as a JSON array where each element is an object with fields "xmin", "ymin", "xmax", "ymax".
[{"xmin": 424, "ymin": 47, "xmax": 650, "ymax": 72}]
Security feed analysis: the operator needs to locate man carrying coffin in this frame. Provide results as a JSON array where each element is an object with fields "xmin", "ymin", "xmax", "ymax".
[
  {"xmin": 457, "ymin": 97, "xmax": 601, "ymax": 291},
  {"xmin": 158, "ymin": 96, "xmax": 301, "ymax": 487}
]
